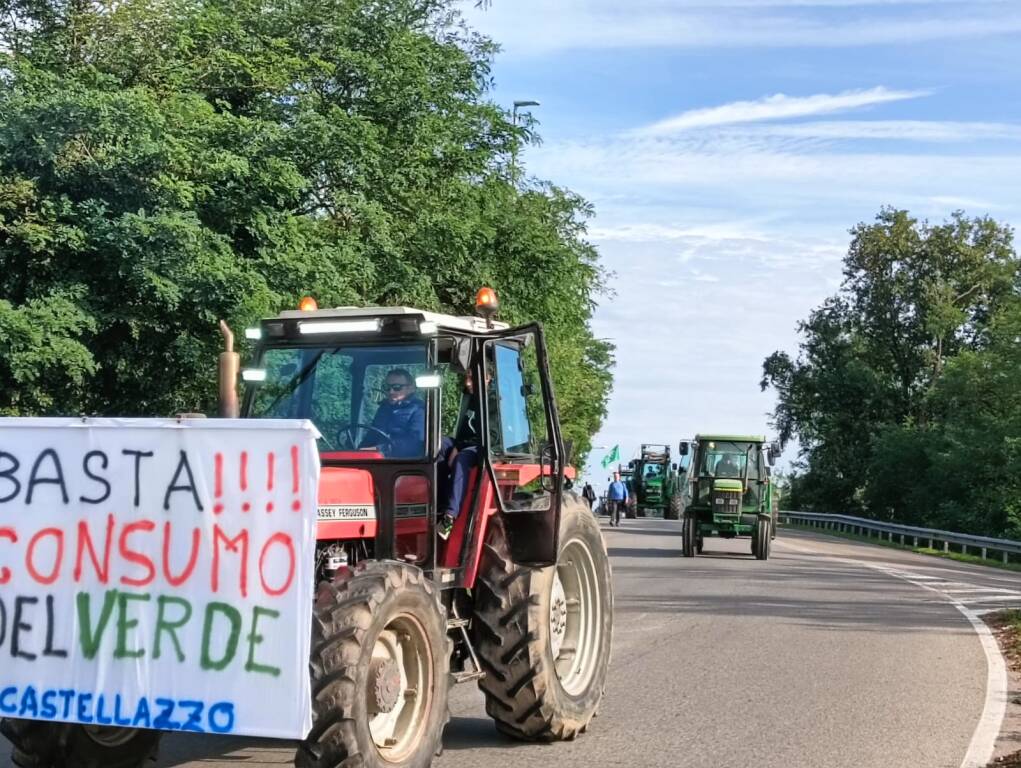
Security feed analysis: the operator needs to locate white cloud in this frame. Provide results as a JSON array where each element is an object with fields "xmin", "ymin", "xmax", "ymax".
[
  {"xmin": 463, "ymin": 1, "xmax": 1021, "ymax": 54},
  {"xmin": 748, "ymin": 120, "xmax": 1021, "ymax": 142},
  {"xmin": 637, "ymin": 87, "xmax": 930, "ymax": 135},
  {"xmin": 580, "ymin": 229, "xmax": 844, "ymax": 480}
]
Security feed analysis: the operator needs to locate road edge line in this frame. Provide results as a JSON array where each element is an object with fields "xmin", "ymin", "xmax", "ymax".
[{"xmin": 776, "ymin": 538, "xmax": 1008, "ymax": 767}]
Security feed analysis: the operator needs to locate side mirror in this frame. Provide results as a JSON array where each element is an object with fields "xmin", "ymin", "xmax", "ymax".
[{"xmin": 679, "ymin": 442, "xmax": 689, "ymax": 456}]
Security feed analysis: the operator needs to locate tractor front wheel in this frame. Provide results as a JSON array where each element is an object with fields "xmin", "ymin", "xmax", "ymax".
[
  {"xmin": 474, "ymin": 498, "xmax": 613, "ymax": 741},
  {"xmin": 297, "ymin": 561, "xmax": 450, "ymax": 768},
  {"xmin": 754, "ymin": 519, "xmax": 771, "ymax": 561},
  {"xmin": 682, "ymin": 515, "xmax": 697, "ymax": 557},
  {"xmin": 1, "ymin": 719, "xmax": 159, "ymax": 768}
]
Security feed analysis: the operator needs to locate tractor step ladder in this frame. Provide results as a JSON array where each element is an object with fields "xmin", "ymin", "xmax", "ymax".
[{"xmin": 448, "ymin": 604, "xmax": 485, "ymax": 684}]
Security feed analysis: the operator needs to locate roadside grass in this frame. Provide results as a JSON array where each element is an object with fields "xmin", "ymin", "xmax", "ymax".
[
  {"xmin": 780, "ymin": 522, "xmax": 1021, "ymax": 574},
  {"xmin": 984, "ymin": 611, "xmax": 1021, "ymax": 767}
]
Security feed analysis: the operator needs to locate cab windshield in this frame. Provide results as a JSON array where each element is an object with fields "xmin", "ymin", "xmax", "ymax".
[
  {"xmin": 245, "ymin": 343, "xmax": 430, "ymax": 458},
  {"xmin": 699, "ymin": 441, "xmax": 756, "ymax": 479}
]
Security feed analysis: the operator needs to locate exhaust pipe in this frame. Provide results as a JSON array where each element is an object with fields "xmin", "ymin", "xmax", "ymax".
[{"xmin": 218, "ymin": 320, "xmax": 239, "ymax": 418}]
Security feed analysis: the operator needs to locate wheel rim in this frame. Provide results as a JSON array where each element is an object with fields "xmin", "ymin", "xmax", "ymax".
[
  {"xmin": 82, "ymin": 727, "xmax": 138, "ymax": 748},
  {"xmin": 366, "ymin": 614, "xmax": 433, "ymax": 762},
  {"xmin": 550, "ymin": 536, "xmax": 603, "ymax": 696}
]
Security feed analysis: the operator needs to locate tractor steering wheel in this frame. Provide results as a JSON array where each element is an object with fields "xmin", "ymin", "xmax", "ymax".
[{"xmin": 336, "ymin": 423, "xmax": 393, "ymax": 453}]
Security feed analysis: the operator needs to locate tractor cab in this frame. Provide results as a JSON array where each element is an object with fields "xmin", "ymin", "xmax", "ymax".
[{"xmin": 236, "ymin": 293, "xmax": 568, "ymax": 582}]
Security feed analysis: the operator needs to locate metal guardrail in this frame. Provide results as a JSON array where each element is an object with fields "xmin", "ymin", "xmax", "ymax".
[{"xmin": 779, "ymin": 511, "xmax": 1021, "ymax": 564}]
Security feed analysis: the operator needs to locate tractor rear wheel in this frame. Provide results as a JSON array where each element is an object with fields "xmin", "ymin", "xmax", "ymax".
[
  {"xmin": 1, "ymin": 719, "xmax": 159, "ymax": 768},
  {"xmin": 664, "ymin": 493, "xmax": 682, "ymax": 521},
  {"xmin": 296, "ymin": 561, "xmax": 450, "ymax": 768},
  {"xmin": 682, "ymin": 515, "xmax": 697, "ymax": 558},
  {"xmin": 473, "ymin": 498, "xmax": 613, "ymax": 741}
]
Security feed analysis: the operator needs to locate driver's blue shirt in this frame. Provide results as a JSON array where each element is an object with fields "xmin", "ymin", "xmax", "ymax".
[{"xmin": 371, "ymin": 396, "xmax": 426, "ymax": 458}]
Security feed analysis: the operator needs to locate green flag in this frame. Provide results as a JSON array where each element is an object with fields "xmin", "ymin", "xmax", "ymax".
[{"xmin": 600, "ymin": 445, "xmax": 620, "ymax": 469}]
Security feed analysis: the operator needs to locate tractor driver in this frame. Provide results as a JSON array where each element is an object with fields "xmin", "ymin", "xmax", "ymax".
[
  {"xmin": 715, "ymin": 453, "xmax": 742, "ymax": 478},
  {"xmin": 364, "ymin": 368, "xmax": 426, "ymax": 458},
  {"xmin": 438, "ymin": 367, "xmax": 493, "ymax": 541}
]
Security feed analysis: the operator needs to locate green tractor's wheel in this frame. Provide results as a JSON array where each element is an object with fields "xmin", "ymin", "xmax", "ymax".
[
  {"xmin": 682, "ymin": 515, "xmax": 697, "ymax": 558},
  {"xmin": 754, "ymin": 519, "xmax": 771, "ymax": 561},
  {"xmin": 664, "ymin": 493, "xmax": 682, "ymax": 521}
]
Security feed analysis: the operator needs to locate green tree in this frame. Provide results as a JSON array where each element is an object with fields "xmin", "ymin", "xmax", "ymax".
[
  {"xmin": 762, "ymin": 208, "xmax": 1020, "ymax": 531},
  {"xmin": 0, "ymin": 0, "xmax": 612, "ymax": 462}
]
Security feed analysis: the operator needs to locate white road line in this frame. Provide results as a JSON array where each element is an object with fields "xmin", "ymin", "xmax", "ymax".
[
  {"xmin": 777, "ymin": 539, "xmax": 1007, "ymax": 768},
  {"xmin": 952, "ymin": 594, "xmax": 1021, "ymax": 604}
]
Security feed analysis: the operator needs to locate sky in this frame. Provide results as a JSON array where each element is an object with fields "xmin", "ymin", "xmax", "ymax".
[{"xmin": 461, "ymin": 0, "xmax": 1021, "ymax": 487}]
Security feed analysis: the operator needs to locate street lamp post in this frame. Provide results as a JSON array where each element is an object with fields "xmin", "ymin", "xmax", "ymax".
[{"xmin": 511, "ymin": 99, "xmax": 540, "ymax": 184}]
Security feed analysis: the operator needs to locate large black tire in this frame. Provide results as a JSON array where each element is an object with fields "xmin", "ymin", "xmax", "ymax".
[
  {"xmin": 681, "ymin": 515, "xmax": 697, "ymax": 558},
  {"xmin": 296, "ymin": 561, "xmax": 450, "ymax": 768},
  {"xmin": 1, "ymin": 719, "xmax": 159, "ymax": 768},
  {"xmin": 754, "ymin": 519, "xmax": 770, "ymax": 561},
  {"xmin": 624, "ymin": 502, "xmax": 637, "ymax": 520},
  {"xmin": 473, "ymin": 498, "xmax": 613, "ymax": 741},
  {"xmin": 664, "ymin": 493, "xmax": 682, "ymax": 521}
]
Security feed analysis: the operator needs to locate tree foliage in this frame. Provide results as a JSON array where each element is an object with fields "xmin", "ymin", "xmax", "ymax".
[
  {"xmin": 0, "ymin": 0, "xmax": 613, "ymax": 463},
  {"xmin": 762, "ymin": 209, "xmax": 1021, "ymax": 535}
]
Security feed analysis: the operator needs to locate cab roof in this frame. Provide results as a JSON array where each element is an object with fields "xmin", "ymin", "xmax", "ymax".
[
  {"xmin": 695, "ymin": 434, "xmax": 767, "ymax": 443},
  {"xmin": 273, "ymin": 305, "xmax": 510, "ymax": 333}
]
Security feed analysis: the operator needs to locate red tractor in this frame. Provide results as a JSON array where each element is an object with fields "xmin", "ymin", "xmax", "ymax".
[{"xmin": 3, "ymin": 290, "xmax": 614, "ymax": 768}]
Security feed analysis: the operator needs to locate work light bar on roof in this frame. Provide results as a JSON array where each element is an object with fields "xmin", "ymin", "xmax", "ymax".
[{"xmin": 298, "ymin": 319, "xmax": 382, "ymax": 335}]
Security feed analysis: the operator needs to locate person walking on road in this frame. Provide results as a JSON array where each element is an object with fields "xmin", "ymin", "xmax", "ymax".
[
  {"xmin": 582, "ymin": 482, "xmax": 597, "ymax": 509},
  {"xmin": 606, "ymin": 471, "xmax": 629, "ymax": 527}
]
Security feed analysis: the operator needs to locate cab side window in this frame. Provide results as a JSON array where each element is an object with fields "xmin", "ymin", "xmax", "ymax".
[
  {"xmin": 485, "ymin": 335, "xmax": 552, "ymax": 511},
  {"xmin": 488, "ymin": 339, "xmax": 548, "ymax": 458}
]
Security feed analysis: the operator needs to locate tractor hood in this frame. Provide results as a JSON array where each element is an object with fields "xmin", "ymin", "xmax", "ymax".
[
  {"xmin": 316, "ymin": 464, "xmax": 377, "ymax": 539},
  {"xmin": 315, "ymin": 459, "xmax": 430, "ymax": 541}
]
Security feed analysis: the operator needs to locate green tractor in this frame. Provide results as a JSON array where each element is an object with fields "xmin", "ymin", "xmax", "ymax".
[
  {"xmin": 678, "ymin": 434, "xmax": 781, "ymax": 559},
  {"xmin": 628, "ymin": 444, "xmax": 681, "ymax": 519}
]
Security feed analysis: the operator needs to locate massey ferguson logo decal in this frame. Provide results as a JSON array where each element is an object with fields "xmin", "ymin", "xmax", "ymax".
[{"xmin": 317, "ymin": 504, "xmax": 375, "ymax": 521}]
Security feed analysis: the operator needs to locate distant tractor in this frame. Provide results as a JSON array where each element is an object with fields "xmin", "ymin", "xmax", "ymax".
[
  {"xmin": 628, "ymin": 444, "xmax": 681, "ymax": 519},
  {"xmin": 678, "ymin": 435, "xmax": 780, "ymax": 559}
]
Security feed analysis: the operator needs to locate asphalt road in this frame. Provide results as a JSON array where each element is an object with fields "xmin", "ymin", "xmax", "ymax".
[{"xmin": 6, "ymin": 519, "xmax": 1018, "ymax": 768}]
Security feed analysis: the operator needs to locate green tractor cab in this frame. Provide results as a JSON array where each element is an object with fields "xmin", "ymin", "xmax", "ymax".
[
  {"xmin": 678, "ymin": 434, "xmax": 781, "ymax": 559},
  {"xmin": 628, "ymin": 444, "xmax": 681, "ymax": 519}
]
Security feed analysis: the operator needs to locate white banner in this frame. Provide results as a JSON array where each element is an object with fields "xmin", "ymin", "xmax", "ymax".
[{"xmin": 0, "ymin": 417, "xmax": 320, "ymax": 739}]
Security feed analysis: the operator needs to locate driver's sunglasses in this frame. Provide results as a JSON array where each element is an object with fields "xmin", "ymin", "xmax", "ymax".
[{"xmin": 385, "ymin": 382, "xmax": 408, "ymax": 392}]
